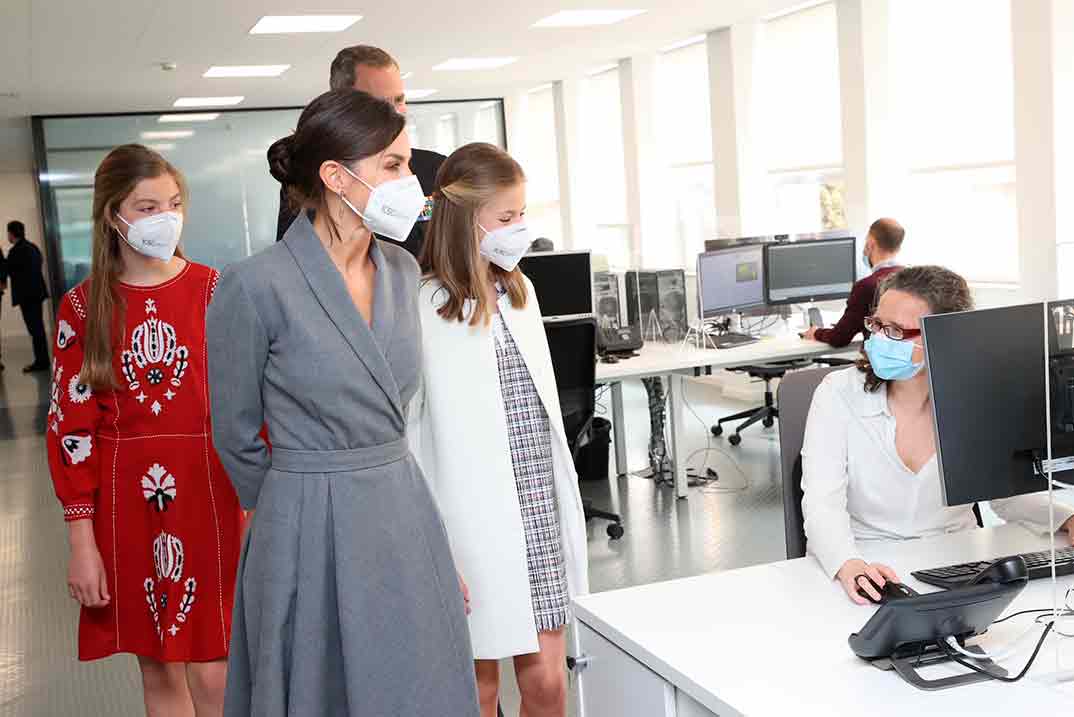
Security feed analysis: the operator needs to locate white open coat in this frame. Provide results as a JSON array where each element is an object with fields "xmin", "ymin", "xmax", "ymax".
[{"xmin": 408, "ymin": 277, "xmax": 589, "ymax": 659}]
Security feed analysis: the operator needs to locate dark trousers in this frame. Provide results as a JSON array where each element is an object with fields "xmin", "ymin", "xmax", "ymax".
[{"xmin": 19, "ymin": 300, "xmax": 49, "ymax": 366}]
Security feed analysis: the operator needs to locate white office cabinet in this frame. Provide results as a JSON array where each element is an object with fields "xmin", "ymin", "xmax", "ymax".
[{"xmin": 576, "ymin": 622, "xmax": 677, "ymax": 717}]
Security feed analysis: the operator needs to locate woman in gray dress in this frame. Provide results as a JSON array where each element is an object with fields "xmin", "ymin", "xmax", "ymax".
[{"xmin": 206, "ymin": 89, "xmax": 479, "ymax": 717}]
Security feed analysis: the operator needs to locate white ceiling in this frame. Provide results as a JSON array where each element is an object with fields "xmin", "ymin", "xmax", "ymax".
[{"xmin": 0, "ymin": 0, "xmax": 805, "ymax": 173}]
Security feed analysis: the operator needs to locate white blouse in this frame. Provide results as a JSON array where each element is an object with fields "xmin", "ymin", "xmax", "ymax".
[{"xmin": 801, "ymin": 367, "xmax": 1074, "ymax": 578}]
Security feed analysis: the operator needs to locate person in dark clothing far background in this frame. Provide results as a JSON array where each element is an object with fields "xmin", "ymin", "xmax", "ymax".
[
  {"xmin": 275, "ymin": 45, "xmax": 446, "ymax": 259},
  {"xmin": 3, "ymin": 220, "xmax": 50, "ymax": 372},
  {"xmin": 802, "ymin": 217, "xmax": 905, "ymax": 347}
]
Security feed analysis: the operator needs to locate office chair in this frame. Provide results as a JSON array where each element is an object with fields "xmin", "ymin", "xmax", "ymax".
[
  {"xmin": 777, "ymin": 366, "xmax": 983, "ymax": 561},
  {"xmin": 711, "ymin": 359, "xmax": 814, "ymax": 446},
  {"xmin": 544, "ymin": 318, "xmax": 625, "ymax": 540}
]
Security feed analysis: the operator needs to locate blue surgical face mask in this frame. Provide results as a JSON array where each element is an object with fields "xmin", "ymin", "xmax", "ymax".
[{"xmin": 864, "ymin": 333, "xmax": 924, "ymax": 381}]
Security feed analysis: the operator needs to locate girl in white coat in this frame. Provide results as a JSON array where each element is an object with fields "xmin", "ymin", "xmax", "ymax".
[{"xmin": 410, "ymin": 143, "xmax": 588, "ymax": 717}]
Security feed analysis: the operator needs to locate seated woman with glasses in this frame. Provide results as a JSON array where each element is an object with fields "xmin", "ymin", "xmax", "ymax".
[{"xmin": 801, "ymin": 265, "xmax": 1074, "ymax": 604}]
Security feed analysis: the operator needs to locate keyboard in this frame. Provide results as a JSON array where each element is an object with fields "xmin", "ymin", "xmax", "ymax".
[
  {"xmin": 912, "ymin": 546, "xmax": 1074, "ymax": 589},
  {"xmin": 711, "ymin": 332, "xmax": 758, "ymax": 349}
]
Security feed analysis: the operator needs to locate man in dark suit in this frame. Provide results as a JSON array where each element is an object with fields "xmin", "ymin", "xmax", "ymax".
[
  {"xmin": 276, "ymin": 45, "xmax": 446, "ymax": 259},
  {"xmin": 4, "ymin": 220, "xmax": 50, "ymax": 372},
  {"xmin": 802, "ymin": 217, "xmax": 904, "ymax": 347}
]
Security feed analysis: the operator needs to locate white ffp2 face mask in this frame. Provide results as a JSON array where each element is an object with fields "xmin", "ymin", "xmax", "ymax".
[
  {"xmin": 478, "ymin": 222, "xmax": 532, "ymax": 272},
  {"xmin": 118, "ymin": 212, "xmax": 183, "ymax": 261},
  {"xmin": 338, "ymin": 165, "xmax": 426, "ymax": 243}
]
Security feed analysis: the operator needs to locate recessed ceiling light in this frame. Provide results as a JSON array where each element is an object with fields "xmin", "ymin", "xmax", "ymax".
[
  {"xmin": 158, "ymin": 113, "xmax": 220, "ymax": 123},
  {"xmin": 204, "ymin": 65, "xmax": 291, "ymax": 78},
  {"xmin": 405, "ymin": 89, "xmax": 439, "ymax": 100},
  {"xmin": 661, "ymin": 35, "xmax": 706, "ymax": 53},
  {"xmin": 433, "ymin": 57, "xmax": 518, "ymax": 71},
  {"xmin": 141, "ymin": 130, "xmax": 195, "ymax": 140},
  {"xmin": 401, "ymin": 71, "xmax": 413, "ymax": 80},
  {"xmin": 173, "ymin": 96, "xmax": 244, "ymax": 108},
  {"xmin": 249, "ymin": 15, "xmax": 362, "ymax": 34},
  {"xmin": 532, "ymin": 9, "xmax": 646, "ymax": 27},
  {"xmin": 587, "ymin": 62, "xmax": 619, "ymax": 76},
  {"xmin": 147, "ymin": 143, "xmax": 176, "ymax": 152}
]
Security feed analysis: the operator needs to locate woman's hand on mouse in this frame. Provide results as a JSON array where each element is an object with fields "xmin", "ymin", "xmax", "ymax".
[{"xmin": 836, "ymin": 559, "xmax": 900, "ymax": 605}]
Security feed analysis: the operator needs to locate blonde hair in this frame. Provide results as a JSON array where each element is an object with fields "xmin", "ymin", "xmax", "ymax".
[
  {"xmin": 83, "ymin": 144, "xmax": 188, "ymax": 391},
  {"xmin": 420, "ymin": 143, "xmax": 528, "ymax": 326}
]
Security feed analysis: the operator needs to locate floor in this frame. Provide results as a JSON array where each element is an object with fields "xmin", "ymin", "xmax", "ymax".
[{"xmin": 0, "ymin": 335, "xmax": 788, "ymax": 716}]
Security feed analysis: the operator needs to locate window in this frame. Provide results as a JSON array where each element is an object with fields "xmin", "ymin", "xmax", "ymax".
[
  {"xmin": 889, "ymin": 0, "xmax": 1017, "ymax": 283},
  {"xmin": 655, "ymin": 39, "xmax": 717, "ymax": 269},
  {"xmin": 435, "ymin": 114, "xmax": 459, "ymax": 156},
  {"xmin": 580, "ymin": 67, "xmax": 631, "ymax": 268},
  {"xmin": 513, "ymin": 87, "xmax": 563, "ymax": 246},
  {"xmin": 755, "ymin": 2, "xmax": 846, "ymax": 234}
]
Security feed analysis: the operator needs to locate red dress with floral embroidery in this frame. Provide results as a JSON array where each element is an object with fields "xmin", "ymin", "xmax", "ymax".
[{"xmin": 46, "ymin": 262, "xmax": 242, "ymax": 662}]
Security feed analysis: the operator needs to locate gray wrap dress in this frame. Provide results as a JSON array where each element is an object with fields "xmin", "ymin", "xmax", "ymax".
[{"xmin": 206, "ymin": 214, "xmax": 478, "ymax": 717}]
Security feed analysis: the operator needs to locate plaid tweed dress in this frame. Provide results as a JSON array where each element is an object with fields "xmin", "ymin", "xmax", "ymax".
[{"xmin": 492, "ymin": 307, "xmax": 571, "ymax": 633}]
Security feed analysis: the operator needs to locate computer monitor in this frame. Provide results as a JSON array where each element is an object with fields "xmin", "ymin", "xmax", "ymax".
[
  {"xmin": 924, "ymin": 302, "xmax": 1074, "ymax": 506},
  {"xmin": 518, "ymin": 250, "xmax": 593, "ymax": 319},
  {"xmin": 763, "ymin": 237, "xmax": 857, "ymax": 305},
  {"xmin": 696, "ymin": 245, "xmax": 766, "ymax": 319}
]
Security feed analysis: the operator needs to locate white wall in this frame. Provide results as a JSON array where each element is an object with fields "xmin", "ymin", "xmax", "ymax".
[{"xmin": 0, "ymin": 172, "xmax": 48, "ymax": 340}]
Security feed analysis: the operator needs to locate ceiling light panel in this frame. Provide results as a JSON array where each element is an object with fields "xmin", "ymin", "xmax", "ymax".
[
  {"xmin": 204, "ymin": 65, "xmax": 291, "ymax": 78},
  {"xmin": 532, "ymin": 10, "xmax": 646, "ymax": 27},
  {"xmin": 158, "ymin": 113, "xmax": 220, "ymax": 123},
  {"xmin": 249, "ymin": 15, "xmax": 362, "ymax": 34},
  {"xmin": 433, "ymin": 57, "xmax": 518, "ymax": 71},
  {"xmin": 173, "ymin": 96, "xmax": 244, "ymax": 108},
  {"xmin": 141, "ymin": 130, "xmax": 195, "ymax": 140}
]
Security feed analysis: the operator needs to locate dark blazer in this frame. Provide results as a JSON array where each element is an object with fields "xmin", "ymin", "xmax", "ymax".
[
  {"xmin": 274, "ymin": 147, "xmax": 447, "ymax": 260},
  {"xmin": 813, "ymin": 264, "xmax": 901, "ymax": 348},
  {"xmin": 4, "ymin": 238, "xmax": 49, "ymax": 307}
]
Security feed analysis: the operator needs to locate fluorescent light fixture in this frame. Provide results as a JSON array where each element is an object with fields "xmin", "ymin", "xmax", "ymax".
[
  {"xmin": 141, "ymin": 130, "xmax": 195, "ymax": 140},
  {"xmin": 147, "ymin": 143, "xmax": 176, "ymax": 152},
  {"xmin": 661, "ymin": 34, "xmax": 706, "ymax": 53},
  {"xmin": 763, "ymin": 0, "xmax": 830, "ymax": 22},
  {"xmin": 527, "ymin": 83, "xmax": 554, "ymax": 94},
  {"xmin": 173, "ymin": 96, "xmax": 244, "ymax": 108},
  {"xmin": 249, "ymin": 15, "xmax": 361, "ymax": 34},
  {"xmin": 532, "ymin": 9, "xmax": 646, "ymax": 27},
  {"xmin": 586, "ymin": 62, "xmax": 619, "ymax": 76},
  {"xmin": 39, "ymin": 171, "xmax": 86, "ymax": 183},
  {"xmin": 405, "ymin": 89, "xmax": 439, "ymax": 100},
  {"xmin": 204, "ymin": 65, "xmax": 291, "ymax": 78},
  {"xmin": 158, "ymin": 113, "xmax": 220, "ymax": 123},
  {"xmin": 401, "ymin": 71, "xmax": 413, "ymax": 80},
  {"xmin": 433, "ymin": 57, "xmax": 518, "ymax": 71}
]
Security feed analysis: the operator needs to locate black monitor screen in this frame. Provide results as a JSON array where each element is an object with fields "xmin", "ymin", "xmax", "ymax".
[
  {"xmin": 764, "ymin": 238, "xmax": 856, "ymax": 305},
  {"xmin": 925, "ymin": 302, "xmax": 1074, "ymax": 506},
  {"xmin": 519, "ymin": 251, "xmax": 593, "ymax": 318},
  {"xmin": 697, "ymin": 246, "xmax": 765, "ymax": 317}
]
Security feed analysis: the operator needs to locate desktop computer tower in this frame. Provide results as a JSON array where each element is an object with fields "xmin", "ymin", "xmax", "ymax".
[{"xmin": 626, "ymin": 270, "xmax": 688, "ymax": 342}]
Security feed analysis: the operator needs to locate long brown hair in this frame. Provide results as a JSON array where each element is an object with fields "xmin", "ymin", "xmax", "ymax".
[
  {"xmin": 420, "ymin": 143, "xmax": 528, "ymax": 325},
  {"xmin": 83, "ymin": 144, "xmax": 188, "ymax": 391},
  {"xmin": 858, "ymin": 265, "xmax": 973, "ymax": 392},
  {"xmin": 267, "ymin": 89, "xmax": 406, "ymax": 245}
]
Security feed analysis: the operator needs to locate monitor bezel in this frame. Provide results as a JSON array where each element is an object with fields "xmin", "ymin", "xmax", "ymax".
[
  {"xmin": 762, "ymin": 236, "xmax": 858, "ymax": 306},
  {"xmin": 518, "ymin": 249, "xmax": 595, "ymax": 320},
  {"xmin": 696, "ymin": 245, "xmax": 768, "ymax": 319}
]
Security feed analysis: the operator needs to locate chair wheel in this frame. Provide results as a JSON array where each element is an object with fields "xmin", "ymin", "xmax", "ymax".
[
  {"xmin": 763, "ymin": 417, "xmax": 774, "ymax": 428},
  {"xmin": 711, "ymin": 425, "xmax": 723, "ymax": 437},
  {"xmin": 607, "ymin": 523, "xmax": 625, "ymax": 539},
  {"xmin": 729, "ymin": 434, "xmax": 742, "ymax": 446}
]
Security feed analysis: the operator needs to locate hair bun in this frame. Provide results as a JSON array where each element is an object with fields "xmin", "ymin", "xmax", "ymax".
[{"xmin": 267, "ymin": 135, "xmax": 295, "ymax": 185}]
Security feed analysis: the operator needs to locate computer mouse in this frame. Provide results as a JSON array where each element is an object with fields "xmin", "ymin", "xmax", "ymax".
[
  {"xmin": 855, "ymin": 575, "xmax": 918, "ymax": 604},
  {"xmin": 968, "ymin": 555, "xmax": 1029, "ymax": 585}
]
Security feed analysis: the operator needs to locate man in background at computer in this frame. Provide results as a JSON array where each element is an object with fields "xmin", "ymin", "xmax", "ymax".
[
  {"xmin": 802, "ymin": 218, "xmax": 904, "ymax": 347},
  {"xmin": 274, "ymin": 45, "xmax": 445, "ymax": 259}
]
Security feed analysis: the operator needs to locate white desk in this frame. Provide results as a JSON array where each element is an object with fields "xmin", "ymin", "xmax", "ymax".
[
  {"xmin": 596, "ymin": 336, "xmax": 858, "ymax": 498},
  {"xmin": 573, "ymin": 525, "xmax": 1074, "ymax": 716}
]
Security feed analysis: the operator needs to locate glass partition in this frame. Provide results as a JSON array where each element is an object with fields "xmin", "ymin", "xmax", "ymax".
[{"xmin": 33, "ymin": 99, "xmax": 506, "ymax": 294}]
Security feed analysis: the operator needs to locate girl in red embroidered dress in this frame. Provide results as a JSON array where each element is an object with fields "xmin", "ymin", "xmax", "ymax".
[{"xmin": 46, "ymin": 145, "xmax": 242, "ymax": 716}]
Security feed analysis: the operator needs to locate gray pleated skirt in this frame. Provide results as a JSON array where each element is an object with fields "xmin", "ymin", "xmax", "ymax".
[{"xmin": 223, "ymin": 441, "xmax": 479, "ymax": 717}]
